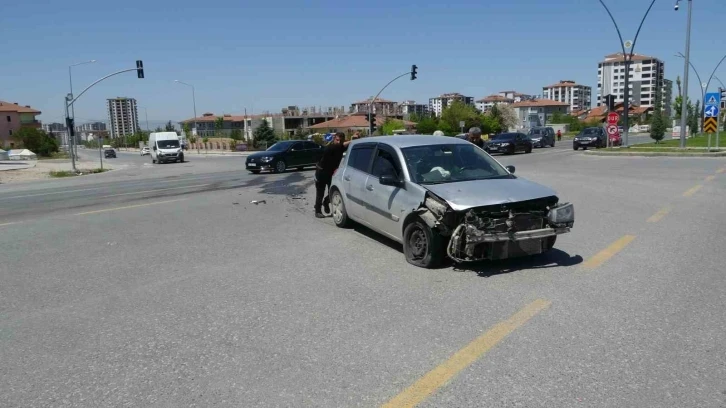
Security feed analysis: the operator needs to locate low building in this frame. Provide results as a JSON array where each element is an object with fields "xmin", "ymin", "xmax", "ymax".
[
  {"xmin": 307, "ymin": 114, "xmax": 416, "ymax": 134},
  {"xmin": 429, "ymin": 93, "xmax": 474, "ymax": 116},
  {"xmin": 400, "ymin": 100, "xmax": 428, "ymax": 118},
  {"xmin": 0, "ymin": 100, "xmax": 42, "ymax": 149},
  {"xmin": 542, "ymin": 80, "xmax": 592, "ymax": 112},
  {"xmin": 476, "ymin": 95, "xmax": 515, "ymax": 112},
  {"xmin": 511, "ymin": 99, "xmax": 570, "ymax": 129},
  {"xmin": 580, "ymin": 102, "xmax": 652, "ymax": 124},
  {"xmin": 350, "ymin": 97, "xmax": 399, "ymax": 116}
]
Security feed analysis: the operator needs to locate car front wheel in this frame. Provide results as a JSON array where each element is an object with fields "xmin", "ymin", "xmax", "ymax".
[{"xmin": 403, "ymin": 217, "xmax": 444, "ymax": 268}]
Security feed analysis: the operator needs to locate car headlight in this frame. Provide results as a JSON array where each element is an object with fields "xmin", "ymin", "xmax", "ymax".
[
  {"xmin": 548, "ymin": 202, "xmax": 575, "ymax": 226},
  {"xmin": 501, "ymin": 142, "xmax": 510, "ymax": 146},
  {"xmin": 261, "ymin": 157, "xmax": 274, "ymax": 162}
]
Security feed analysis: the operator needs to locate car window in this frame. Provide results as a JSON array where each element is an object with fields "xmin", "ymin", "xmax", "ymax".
[
  {"xmin": 290, "ymin": 142, "xmax": 304, "ymax": 151},
  {"xmin": 348, "ymin": 145, "xmax": 375, "ymax": 173},
  {"xmin": 371, "ymin": 147, "xmax": 401, "ymax": 178},
  {"xmin": 303, "ymin": 141, "xmax": 319, "ymax": 150},
  {"xmin": 401, "ymin": 143, "xmax": 511, "ymax": 184}
]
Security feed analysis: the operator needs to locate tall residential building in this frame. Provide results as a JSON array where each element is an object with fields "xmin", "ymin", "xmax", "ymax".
[
  {"xmin": 542, "ymin": 80, "xmax": 592, "ymax": 112},
  {"xmin": 597, "ymin": 53, "xmax": 666, "ymax": 113},
  {"xmin": 106, "ymin": 97, "xmax": 139, "ymax": 138},
  {"xmin": 428, "ymin": 93, "xmax": 474, "ymax": 116},
  {"xmin": 400, "ymin": 100, "xmax": 428, "ymax": 118}
]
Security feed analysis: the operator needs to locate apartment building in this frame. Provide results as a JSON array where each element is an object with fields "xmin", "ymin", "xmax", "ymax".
[
  {"xmin": 0, "ymin": 100, "xmax": 42, "ymax": 149},
  {"xmin": 350, "ymin": 97, "xmax": 400, "ymax": 116},
  {"xmin": 400, "ymin": 100, "xmax": 428, "ymax": 118},
  {"xmin": 597, "ymin": 53, "xmax": 668, "ymax": 116},
  {"xmin": 428, "ymin": 93, "xmax": 474, "ymax": 116},
  {"xmin": 77, "ymin": 121, "xmax": 107, "ymax": 132},
  {"xmin": 106, "ymin": 97, "xmax": 139, "ymax": 139},
  {"xmin": 476, "ymin": 95, "xmax": 514, "ymax": 112},
  {"xmin": 542, "ymin": 80, "xmax": 592, "ymax": 112}
]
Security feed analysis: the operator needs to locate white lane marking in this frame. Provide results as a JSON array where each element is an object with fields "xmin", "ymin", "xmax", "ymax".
[{"xmin": 75, "ymin": 199, "xmax": 188, "ymax": 215}]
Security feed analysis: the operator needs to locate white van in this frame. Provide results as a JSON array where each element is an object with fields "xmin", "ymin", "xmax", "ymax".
[{"xmin": 149, "ymin": 132, "xmax": 184, "ymax": 164}]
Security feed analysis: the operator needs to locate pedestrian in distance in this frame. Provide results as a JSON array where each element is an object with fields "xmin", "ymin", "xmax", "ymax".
[
  {"xmin": 314, "ymin": 131, "xmax": 357, "ymax": 219},
  {"xmin": 467, "ymin": 127, "xmax": 485, "ymax": 148},
  {"xmin": 557, "ymin": 129, "xmax": 562, "ymax": 141}
]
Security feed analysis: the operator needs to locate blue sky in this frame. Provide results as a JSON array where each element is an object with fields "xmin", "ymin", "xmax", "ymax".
[{"xmin": 2, "ymin": 0, "xmax": 724, "ymax": 127}]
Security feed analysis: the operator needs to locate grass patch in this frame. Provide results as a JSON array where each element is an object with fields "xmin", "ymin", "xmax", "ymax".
[
  {"xmin": 49, "ymin": 168, "xmax": 108, "ymax": 178},
  {"xmin": 38, "ymin": 152, "xmax": 70, "ymax": 160},
  {"xmin": 638, "ymin": 132, "xmax": 725, "ymax": 148}
]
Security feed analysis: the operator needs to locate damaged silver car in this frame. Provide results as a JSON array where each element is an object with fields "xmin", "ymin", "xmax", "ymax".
[{"xmin": 328, "ymin": 135, "xmax": 574, "ymax": 268}]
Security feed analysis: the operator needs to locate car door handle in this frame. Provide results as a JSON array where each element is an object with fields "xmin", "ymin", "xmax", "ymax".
[
  {"xmin": 344, "ymin": 176, "xmax": 351, "ymax": 181},
  {"xmin": 366, "ymin": 185, "xmax": 373, "ymax": 191}
]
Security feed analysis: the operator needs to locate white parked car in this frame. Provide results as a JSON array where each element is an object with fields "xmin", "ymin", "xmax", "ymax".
[{"xmin": 140, "ymin": 147, "xmax": 150, "ymax": 156}]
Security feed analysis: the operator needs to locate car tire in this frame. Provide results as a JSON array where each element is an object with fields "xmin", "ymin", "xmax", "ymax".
[
  {"xmin": 330, "ymin": 189, "xmax": 350, "ymax": 228},
  {"xmin": 179, "ymin": 154, "xmax": 184, "ymax": 163},
  {"xmin": 403, "ymin": 217, "xmax": 444, "ymax": 269},
  {"xmin": 250, "ymin": 170, "xmax": 261, "ymax": 174},
  {"xmin": 274, "ymin": 160, "xmax": 286, "ymax": 173},
  {"xmin": 525, "ymin": 146, "xmax": 532, "ymax": 154}
]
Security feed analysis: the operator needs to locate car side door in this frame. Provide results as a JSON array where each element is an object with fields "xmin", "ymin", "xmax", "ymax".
[
  {"xmin": 362, "ymin": 144, "xmax": 408, "ymax": 240},
  {"xmin": 303, "ymin": 141, "xmax": 323, "ymax": 166},
  {"xmin": 341, "ymin": 143, "xmax": 376, "ymax": 224},
  {"xmin": 516, "ymin": 133, "xmax": 527, "ymax": 151},
  {"xmin": 286, "ymin": 142, "xmax": 305, "ymax": 167}
]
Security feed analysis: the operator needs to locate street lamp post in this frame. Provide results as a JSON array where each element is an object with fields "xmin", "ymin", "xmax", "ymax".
[
  {"xmin": 368, "ymin": 65, "xmax": 418, "ymax": 136},
  {"xmin": 598, "ymin": 0, "xmax": 656, "ymax": 148},
  {"xmin": 174, "ymin": 80, "xmax": 198, "ymax": 153},
  {"xmin": 676, "ymin": 0, "xmax": 693, "ymax": 148},
  {"xmin": 68, "ymin": 59, "xmax": 96, "ymax": 162}
]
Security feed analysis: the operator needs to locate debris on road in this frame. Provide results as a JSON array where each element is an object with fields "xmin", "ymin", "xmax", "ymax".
[{"xmin": 250, "ymin": 200, "xmax": 267, "ymax": 205}]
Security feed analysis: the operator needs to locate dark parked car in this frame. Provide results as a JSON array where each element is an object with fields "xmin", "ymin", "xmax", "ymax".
[
  {"xmin": 104, "ymin": 149, "xmax": 116, "ymax": 158},
  {"xmin": 528, "ymin": 126, "xmax": 556, "ymax": 148},
  {"xmin": 573, "ymin": 127, "xmax": 607, "ymax": 150},
  {"xmin": 485, "ymin": 132, "xmax": 533, "ymax": 155},
  {"xmin": 246, "ymin": 140, "xmax": 324, "ymax": 174}
]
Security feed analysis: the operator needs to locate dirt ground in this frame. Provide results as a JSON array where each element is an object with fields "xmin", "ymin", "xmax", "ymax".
[{"xmin": 0, "ymin": 160, "xmax": 112, "ymax": 184}]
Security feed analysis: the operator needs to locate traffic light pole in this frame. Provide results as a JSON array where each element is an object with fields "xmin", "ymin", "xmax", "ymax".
[
  {"xmin": 368, "ymin": 66, "xmax": 417, "ymax": 135},
  {"xmin": 64, "ymin": 64, "xmax": 144, "ymax": 172}
]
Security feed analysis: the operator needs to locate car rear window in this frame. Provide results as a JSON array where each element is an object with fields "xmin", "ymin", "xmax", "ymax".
[{"xmin": 348, "ymin": 145, "xmax": 375, "ymax": 173}]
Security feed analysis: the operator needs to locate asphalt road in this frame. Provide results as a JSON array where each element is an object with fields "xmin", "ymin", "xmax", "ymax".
[{"xmin": 1, "ymin": 140, "xmax": 725, "ymax": 407}]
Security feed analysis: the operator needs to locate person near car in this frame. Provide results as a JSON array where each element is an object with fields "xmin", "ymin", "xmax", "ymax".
[
  {"xmin": 314, "ymin": 131, "xmax": 357, "ymax": 218},
  {"xmin": 557, "ymin": 129, "xmax": 562, "ymax": 141},
  {"xmin": 467, "ymin": 127, "xmax": 485, "ymax": 148}
]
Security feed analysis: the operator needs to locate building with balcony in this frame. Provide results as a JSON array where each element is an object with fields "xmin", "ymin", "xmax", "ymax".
[
  {"xmin": 106, "ymin": 97, "xmax": 139, "ymax": 139},
  {"xmin": 350, "ymin": 97, "xmax": 400, "ymax": 116},
  {"xmin": 597, "ymin": 53, "xmax": 668, "ymax": 116},
  {"xmin": 428, "ymin": 93, "xmax": 474, "ymax": 116},
  {"xmin": 0, "ymin": 100, "xmax": 42, "ymax": 149},
  {"xmin": 511, "ymin": 99, "xmax": 570, "ymax": 129},
  {"xmin": 542, "ymin": 80, "xmax": 592, "ymax": 112}
]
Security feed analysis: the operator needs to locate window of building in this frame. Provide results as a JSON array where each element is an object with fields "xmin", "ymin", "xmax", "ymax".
[{"xmin": 9, "ymin": 129, "xmax": 13, "ymax": 136}]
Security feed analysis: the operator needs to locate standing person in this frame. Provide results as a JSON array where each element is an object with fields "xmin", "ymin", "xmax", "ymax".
[
  {"xmin": 314, "ymin": 131, "xmax": 357, "ymax": 218},
  {"xmin": 467, "ymin": 127, "xmax": 485, "ymax": 148},
  {"xmin": 557, "ymin": 129, "xmax": 562, "ymax": 141}
]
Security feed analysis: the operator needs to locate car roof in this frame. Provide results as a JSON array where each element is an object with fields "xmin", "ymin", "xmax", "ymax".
[{"xmin": 349, "ymin": 135, "xmax": 471, "ymax": 149}]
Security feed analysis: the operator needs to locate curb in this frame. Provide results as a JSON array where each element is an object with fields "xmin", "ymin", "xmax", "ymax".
[{"xmin": 584, "ymin": 150, "xmax": 726, "ymax": 157}]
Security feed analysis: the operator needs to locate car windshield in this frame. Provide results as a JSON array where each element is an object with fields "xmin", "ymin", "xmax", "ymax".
[
  {"xmin": 583, "ymin": 128, "xmax": 599, "ymax": 135},
  {"xmin": 157, "ymin": 140, "xmax": 179, "ymax": 148},
  {"xmin": 267, "ymin": 141, "xmax": 293, "ymax": 152},
  {"xmin": 401, "ymin": 143, "xmax": 512, "ymax": 185},
  {"xmin": 491, "ymin": 133, "xmax": 516, "ymax": 141},
  {"xmin": 529, "ymin": 129, "xmax": 544, "ymax": 135}
]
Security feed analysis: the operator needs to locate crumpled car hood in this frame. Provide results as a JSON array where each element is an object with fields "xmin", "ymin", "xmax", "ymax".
[{"xmin": 422, "ymin": 177, "xmax": 558, "ymax": 211}]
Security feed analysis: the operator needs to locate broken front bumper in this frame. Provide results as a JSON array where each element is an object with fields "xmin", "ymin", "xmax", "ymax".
[{"xmin": 463, "ymin": 226, "xmax": 571, "ymax": 244}]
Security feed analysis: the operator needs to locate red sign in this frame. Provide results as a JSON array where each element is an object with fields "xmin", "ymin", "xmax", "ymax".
[
  {"xmin": 606, "ymin": 124, "xmax": 619, "ymax": 135},
  {"xmin": 607, "ymin": 112, "xmax": 620, "ymax": 125}
]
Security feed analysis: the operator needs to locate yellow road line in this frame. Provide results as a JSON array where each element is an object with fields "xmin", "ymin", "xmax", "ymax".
[
  {"xmin": 705, "ymin": 175, "xmax": 715, "ymax": 182},
  {"xmin": 75, "ymin": 198, "xmax": 187, "ymax": 215},
  {"xmin": 381, "ymin": 299, "xmax": 552, "ymax": 408},
  {"xmin": 582, "ymin": 235, "xmax": 636, "ymax": 269},
  {"xmin": 647, "ymin": 207, "xmax": 671, "ymax": 223},
  {"xmin": 0, "ymin": 222, "xmax": 19, "ymax": 228},
  {"xmin": 100, "ymin": 184, "xmax": 210, "ymax": 198},
  {"xmin": 682, "ymin": 184, "xmax": 703, "ymax": 197}
]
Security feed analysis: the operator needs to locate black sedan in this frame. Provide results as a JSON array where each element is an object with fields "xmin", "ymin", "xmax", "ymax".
[
  {"xmin": 485, "ymin": 132, "xmax": 533, "ymax": 155},
  {"xmin": 573, "ymin": 127, "xmax": 607, "ymax": 150},
  {"xmin": 104, "ymin": 149, "xmax": 116, "ymax": 158},
  {"xmin": 246, "ymin": 140, "xmax": 324, "ymax": 174}
]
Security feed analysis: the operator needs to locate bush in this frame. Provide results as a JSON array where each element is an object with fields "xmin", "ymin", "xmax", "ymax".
[{"xmin": 16, "ymin": 127, "xmax": 59, "ymax": 157}]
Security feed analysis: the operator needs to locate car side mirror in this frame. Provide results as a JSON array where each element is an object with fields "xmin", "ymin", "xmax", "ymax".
[
  {"xmin": 506, "ymin": 165, "xmax": 515, "ymax": 174},
  {"xmin": 153, "ymin": 146, "xmax": 157, "ymax": 150},
  {"xmin": 379, "ymin": 174, "xmax": 403, "ymax": 187}
]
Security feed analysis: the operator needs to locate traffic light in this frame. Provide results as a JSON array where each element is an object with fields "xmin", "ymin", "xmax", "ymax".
[
  {"xmin": 604, "ymin": 94, "xmax": 615, "ymax": 111},
  {"xmin": 369, "ymin": 113, "xmax": 376, "ymax": 135},
  {"xmin": 410, "ymin": 64, "xmax": 417, "ymax": 81},
  {"xmin": 136, "ymin": 60, "xmax": 144, "ymax": 79}
]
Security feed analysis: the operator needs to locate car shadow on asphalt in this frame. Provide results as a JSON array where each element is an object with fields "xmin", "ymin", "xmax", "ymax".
[{"xmin": 453, "ymin": 248, "xmax": 583, "ymax": 277}]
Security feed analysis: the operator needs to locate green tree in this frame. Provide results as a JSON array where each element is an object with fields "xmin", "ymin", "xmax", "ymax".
[
  {"xmin": 165, "ymin": 120, "xmax": 175, "ymax": 132},
  {"xmin": 293, "ymin": 127, "xmax": 309, "ymax": 139},
  {"xmin": 16, "ymin": 127, "xmax": 59, "ymax": 157},
  {"xmin": 440, "ymin": 100, "xmax": 480, "ymax": 135},
  {"xmin": 253, "ymin": 119, "xmax": 276, "ymax": 148},
  {"xmin": 214, "ymin": 117, "xmax": 225, "ymax": 138},
  {"xmin": 649, "ymin": 90, "xmax": 666, "ymax": 144},
  {"xmin": 415, "ymin": 115, "xmax": 440, "ymax": 134},
  {"xmin": 381, "ymin": 118, "xmax": 405, "ymax": 135},
  {"xmin": 154, "ymin": 126, "xmax": 163, "ymax": 132},
  {"xmin": 230, "ymin": 128, "xmax": 242, "ymax": 141},
  {"xmin": 550, "ymin": 112, "xmax": 565, "ymax": 123}
]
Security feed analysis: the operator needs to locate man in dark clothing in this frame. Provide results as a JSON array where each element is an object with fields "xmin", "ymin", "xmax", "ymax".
[
  {"xmin": 468, "ymin": 127, "xmax": 485, "ymax": 148},
  {"xmin": 314, "ymin": 131, "xmax": 357, "ymax": 218}
]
